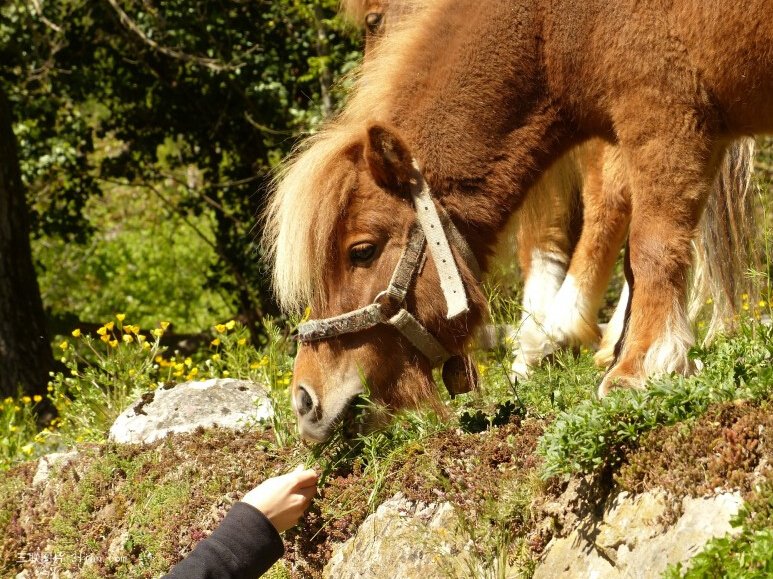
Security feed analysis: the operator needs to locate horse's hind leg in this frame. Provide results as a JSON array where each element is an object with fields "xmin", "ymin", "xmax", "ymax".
[
  {"xmin": 599, "ymin": 107, "xmax": 721, "ymax": 395},
  {"xmin": 541, "ymin": 141, "xmax": 631, "ymax": 357},
  {"xmin": 511, "ymin": 157, "xmax": 579, "ymax": 379}
]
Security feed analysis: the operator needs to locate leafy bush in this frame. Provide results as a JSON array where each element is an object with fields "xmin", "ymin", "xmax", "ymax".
[{"xmin": 49, "ymin": 316, "xmax": 170, "ymax": 444}]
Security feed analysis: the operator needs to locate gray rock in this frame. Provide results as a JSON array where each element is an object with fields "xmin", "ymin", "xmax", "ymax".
[
  {"xmin": 32, "ymin": 451, "xmax": 79, "ymax": 486},
  {"xmin": 108, "ymin": 378, "xmax": 273, "ymax": 444},
  {"xmin": 323, "ymin": 493, "xmax": 483, "ymax": 579},
  {"xmin": 534, "ymin": 490, "xmax": 743, "ymax": 579}
]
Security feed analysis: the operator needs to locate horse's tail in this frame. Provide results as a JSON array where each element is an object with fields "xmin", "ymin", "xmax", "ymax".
[{"xmin": 689, "ymin": 137, "xmax": 757, "ymax": 342}]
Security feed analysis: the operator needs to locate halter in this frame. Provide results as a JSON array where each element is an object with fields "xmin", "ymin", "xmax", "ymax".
[{"xmin": 296, "ymin": 161, "xmax": 480, "ymax": 368}]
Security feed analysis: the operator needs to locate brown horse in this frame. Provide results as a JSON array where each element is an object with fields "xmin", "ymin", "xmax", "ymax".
[
  {"xmin": 342, "ymin": 0, "xmax": 757, "ymax": 381},
  {"xmin": 267, "ymin": 0, "xmax": 771, "ymax": 441}
]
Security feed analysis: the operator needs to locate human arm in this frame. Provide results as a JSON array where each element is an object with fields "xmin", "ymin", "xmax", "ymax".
[{"xmin": 164, "ymin": 467, "xmax": 318, "ymax": 579}]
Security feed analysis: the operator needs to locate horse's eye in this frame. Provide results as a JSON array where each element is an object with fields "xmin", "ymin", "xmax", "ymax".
[
  {"xmin": 349, "ymin": 243, "xmax": 377, "ymax": 266},
  {"xmin": 365, "ymin": 12, "xmax": 383, "ymax": 33}
]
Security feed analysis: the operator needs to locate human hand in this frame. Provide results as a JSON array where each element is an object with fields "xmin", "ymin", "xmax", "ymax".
[{"xmin": 242, "ymin": 466, "xmax": 318, "ymax": 533}]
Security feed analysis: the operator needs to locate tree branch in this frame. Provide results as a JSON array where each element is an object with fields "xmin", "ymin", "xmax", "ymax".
[{"xmin": 104, "ymin": 0, "xmax": 238, "ymax": 72}]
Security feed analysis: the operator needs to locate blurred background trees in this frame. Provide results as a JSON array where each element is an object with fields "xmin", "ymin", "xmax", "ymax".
[{"xmin": 0, "ymin": 0, "xmax": 360, "ymax": 397}]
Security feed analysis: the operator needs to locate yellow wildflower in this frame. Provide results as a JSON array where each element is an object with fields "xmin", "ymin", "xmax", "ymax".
[
  {"xmin": 3, "ymin": 397, "xmax": 12, "ymax": 405},
  {"xmin": 187, "ymin": 368, "xmax": 199, "ymax": 379},
  {"xmin": 100, "ymin": 334, "xmax": 110, "ymax": 343},
  {"xmin": 742, "ymin": 293, "xmax": 749, "ymax": 301},
  {"xmin": 152, "ymin": 328, "xmax": 164, "ymax": 338},
  {"xmin": 137, "ymin": 334, "xmax": 147, "ymax": 343},
  {"xmin": 184, "ymin": 357, "xmax": 193, "ymax": 368},
  {"xmin": 225, "ymin": 320, "xmax": 236, "ymax": 330},
  {"xmin": 211, "ymin": 338, "xmax": 221, "ymax": 347},
  {"xmin": 215, "ymin": 324, "xmax": 227, "ymax": 334},
  {"xmin": 33, "ymin": 395, "xmax": 42, "ymax": 403},
  {"xmin": 743, "ymin": 303, "xmax": 750, "ymax": 311},
  {"xmin": 222, "ymin": 370, "xmax": 230, "ymax": 377},
  {"xmin": 71, "ymin": 328, "xmax": 81, "ymax": 338},
  {"xmin": 59, "ymin": 341, "xmax": 68, "ymax": 350},
  {"xmin": 97, "ymin": 326, "xmax": 107, "ymax": 336},
  {"xmin": 759, "ymin": 300, "xmax": 768, "ymax": 307},
  {"xmin": 142, "ymin": 341, "xmax": 151, "ymax": 351},
  {"xmin": 212, "ymin": 353, "xmax": 221, "ymax": 362},
  {"xmin": 155, "ymin": 355, "xmax": 164, "ymax": 364},
  {"xmin": 109, "ymin": 339, "xmax": 119, "ymax": 348},
  {"xmin": 250, "ymin": 362, "xmax": 259, "ymax": 369},
  {"xmin": 116, "ymin": 313, "xmax": 126, "ymax": 322},
  {"xmin": 160, "ymin": 321, "xmax": 170, "ymax": 330},
  {"xmin": 22, "ymin": 396, "xmax": 32, "ymax": 404},
  {"xmin": 237, "ymin": 338, "xmax": 247, "ymax": 346},
  {"xmin": 122, "ymin": 334, "xmax": 134, "ymax": 343},
  {"xmin": 105, "ymin": 321, "xmax": 115, "ymax": 331}
]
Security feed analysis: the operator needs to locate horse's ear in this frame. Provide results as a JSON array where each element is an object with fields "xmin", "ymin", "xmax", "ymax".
[{"xmin": 365, "ymin": 123, "xmax": 415, "ymax": 194}]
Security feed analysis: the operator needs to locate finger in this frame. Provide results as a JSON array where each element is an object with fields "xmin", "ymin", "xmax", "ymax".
[
  {"xmin": 295, "ymin": 485, "xmax": 317, "ymax": 501},
  {"xmin": 291, "ymin": 468, "xmax": 319, "ymax": 488}
]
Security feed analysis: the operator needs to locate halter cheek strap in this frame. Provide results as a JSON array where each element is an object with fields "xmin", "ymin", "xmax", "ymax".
[{"xmin": 296, "ymin": 163, "xmax": 479, "ymax": 369}]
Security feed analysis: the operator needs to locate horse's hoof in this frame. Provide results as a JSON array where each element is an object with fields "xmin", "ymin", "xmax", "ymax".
[
  {"xmin": 597, "ymin": 371, "xmax": 643, "ymax": 398},
  {"xmin": 593, "ymin": 345, "xmax": 616, "ymax": 369}
]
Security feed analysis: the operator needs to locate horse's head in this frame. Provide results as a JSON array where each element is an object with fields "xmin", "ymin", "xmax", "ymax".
[{"xmin": 266, "ymin": 123, "xmax": 485, "ymax": 442}]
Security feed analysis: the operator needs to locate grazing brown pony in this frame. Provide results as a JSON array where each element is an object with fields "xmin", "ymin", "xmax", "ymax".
[
  {"xmin": 267, "ymin": 0, "xmax": 771, "ymax": 441},
  {"xmin": 342, "ymin": 0, "xmax": 757, "ymax": 376}
]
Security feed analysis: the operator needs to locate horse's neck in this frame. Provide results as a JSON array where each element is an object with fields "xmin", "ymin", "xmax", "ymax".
[{"xmin": 379, "ymin": 1, "xmax": 573, "ymax": 260}]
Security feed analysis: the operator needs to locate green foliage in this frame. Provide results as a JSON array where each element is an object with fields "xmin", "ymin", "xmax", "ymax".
[
  {"xmin": 34, "ymin": 182, "xmax": 234, "ymax": 333},
  {"xmin": 0, "ymin": 394, "xmax": 48, "ymax": 470},
  {"xmin": 664, "ymin": 481, "xmax": 773, "ymax": 578},
  {"xmin": 539, "ymin": 323, "xmax": 773, "ymax": 478},
  {"xmin": 1, "ymin": 0, "xmax": 362, "ymax": 330}
]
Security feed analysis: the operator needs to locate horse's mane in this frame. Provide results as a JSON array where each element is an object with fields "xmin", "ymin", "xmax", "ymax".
[
  {"xmin": 264, "ymin": 0, "xmax": 444, "ymax": 313},
  {"xmin": 338, "ymin": 0, "xmax": 371, "ymax": 26}
]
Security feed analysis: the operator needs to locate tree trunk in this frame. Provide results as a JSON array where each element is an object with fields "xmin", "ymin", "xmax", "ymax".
[{"xmin": 0, "ymin": 87, "xmax": 55, "ymax": 399}]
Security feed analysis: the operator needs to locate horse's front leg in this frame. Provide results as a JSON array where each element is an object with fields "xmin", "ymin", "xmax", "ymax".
[{"xmin": 599, "ymin": 108, "xmax": 720, "ymax": 396}]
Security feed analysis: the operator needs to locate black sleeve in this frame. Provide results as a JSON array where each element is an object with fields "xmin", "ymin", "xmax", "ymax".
[{"xmin": 164, "ymin": 501, "xmax": 285, "ymax": 579}]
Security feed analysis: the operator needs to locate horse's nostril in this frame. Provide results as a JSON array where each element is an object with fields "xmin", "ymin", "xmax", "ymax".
[{"xmin": 297, "ymin": 386, "xmax": 315, "ymax": 417}]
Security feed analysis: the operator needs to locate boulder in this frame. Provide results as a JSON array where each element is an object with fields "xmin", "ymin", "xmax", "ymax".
[
  {"xmin": 324, "ymin": 493, "xmax": 482, "ymax": 579},
  {"xmin": 109, "ymin": 378, "xmax": 273, "ymax": 444},
  {"xmin": 534, "ymin": 489, "xmax": 743, "ymax": 578}
]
